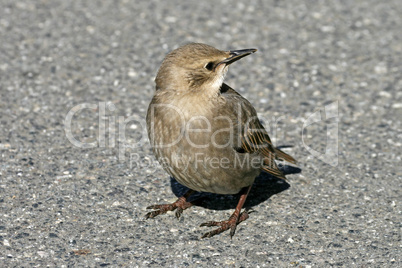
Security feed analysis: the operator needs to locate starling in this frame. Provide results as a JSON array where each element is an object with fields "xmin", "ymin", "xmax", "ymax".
[{"xmin": 145, "ymin": 43, "xmax": 296, "ymax": 238}]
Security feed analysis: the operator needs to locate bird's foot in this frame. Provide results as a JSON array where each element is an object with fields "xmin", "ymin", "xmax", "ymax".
[
  {"xmin": 200, "ymin": 208, "xmax": 251, "ymax": 238},
  {"xmin": 145, "ymin": 196, "xmax": 193, "ymax": 219}
]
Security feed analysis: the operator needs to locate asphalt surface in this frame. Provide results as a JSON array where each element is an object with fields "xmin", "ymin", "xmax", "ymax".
[{"xmin": 0, "ymin": 0, "xmax": 401, "ymax": 267}]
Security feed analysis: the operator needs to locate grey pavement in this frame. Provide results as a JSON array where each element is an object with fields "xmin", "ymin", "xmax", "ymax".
[{"xmin": 0, "ymin": 0, "xmax": 401, "ymax": 267}]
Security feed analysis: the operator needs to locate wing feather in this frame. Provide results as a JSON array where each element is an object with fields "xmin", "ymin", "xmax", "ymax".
[{"xmin": 221, "ymin": 83, "xmax": 296, "ymax": 180}]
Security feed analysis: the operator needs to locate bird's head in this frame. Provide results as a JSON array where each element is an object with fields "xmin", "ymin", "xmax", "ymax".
[{"xmin": 155, "ymin": 43, "xmax": 256, "ymax": 96}]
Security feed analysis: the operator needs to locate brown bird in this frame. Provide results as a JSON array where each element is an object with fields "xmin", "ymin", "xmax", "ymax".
[{"xmin": 145, "ymin": 43, "xmax": 296, "ymax": 238}]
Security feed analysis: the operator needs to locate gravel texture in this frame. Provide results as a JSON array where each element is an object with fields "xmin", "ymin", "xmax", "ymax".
[{"xmin": 0, "ymin": 0, "xmax": 401, "ymax": 267}]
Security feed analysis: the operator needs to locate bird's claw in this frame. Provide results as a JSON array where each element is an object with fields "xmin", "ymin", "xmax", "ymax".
[
  {"xmin": 145, "ymin": 204, "xmax": 173, "ymax": 219},
  {"xmin": 144, "ymin": 198, "xmax": 192, "ymax": 220},
  {"xmin": 200, "ymin": 210, "xmax": 250, "ymax": 238}
]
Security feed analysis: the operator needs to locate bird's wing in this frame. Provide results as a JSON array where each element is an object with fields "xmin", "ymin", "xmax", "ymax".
[
  {"xmin": 242, "ymin": 118, "xmax": 296, "ymax": 180},
  {"xmin": 221, "ymin": 83, "xmax": 296, "ymax": 180},
  {"xmin": 245, "ymin": 118, "xmax": 297, "ymax": 164}
]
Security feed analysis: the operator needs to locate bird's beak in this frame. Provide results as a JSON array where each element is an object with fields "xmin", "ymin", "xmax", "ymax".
[{"xmin": 216, "ymin": 48, "xmax": 257, "ymax": 68}]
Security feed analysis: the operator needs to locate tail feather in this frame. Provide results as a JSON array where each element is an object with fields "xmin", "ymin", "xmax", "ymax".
[{"xmin": 274, "ymin": 148, "xmax": 297, "ymax": 164}]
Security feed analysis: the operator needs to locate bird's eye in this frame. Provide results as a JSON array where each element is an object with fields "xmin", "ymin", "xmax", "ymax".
[{"xmin": 204, "ymin": 62, "xmax": 214, "ymax": 71}]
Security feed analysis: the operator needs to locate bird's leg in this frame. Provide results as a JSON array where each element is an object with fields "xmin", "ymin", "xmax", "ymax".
[
  {"xmin": 145, "ymin": 189, "xmax": 194, "ymax": 219},
  {"xmin": 200, "ymin": 185, "xmax": 252, "ymax": 238}
]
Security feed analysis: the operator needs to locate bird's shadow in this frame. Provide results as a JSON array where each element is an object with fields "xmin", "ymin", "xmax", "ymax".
[{"xmin": 170, "ymin": 164, "xmax": 302, "ymax": 211}]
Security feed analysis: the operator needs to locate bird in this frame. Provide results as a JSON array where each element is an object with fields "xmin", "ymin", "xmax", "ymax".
[{"xmin": 145, "ymin": 43, "xmax": 296, "ymax": 238}]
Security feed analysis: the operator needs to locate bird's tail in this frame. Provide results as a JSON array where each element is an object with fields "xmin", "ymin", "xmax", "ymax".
[{"xmin": 274, "ymin": 148, "xmax": 297, "ymax": 164}]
